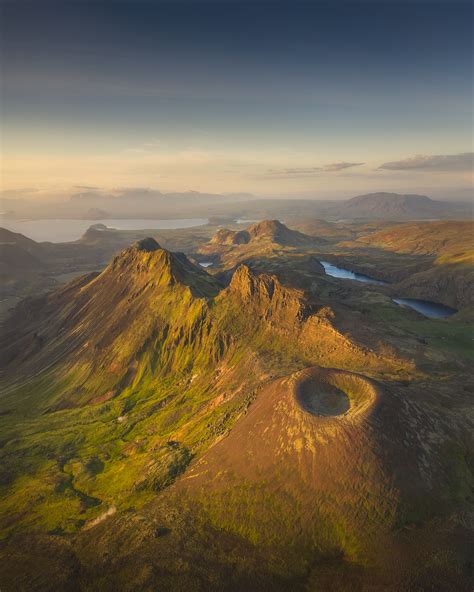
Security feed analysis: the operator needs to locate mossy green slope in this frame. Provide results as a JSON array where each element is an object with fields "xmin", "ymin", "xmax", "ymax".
[
  {"xmin": 0, "ymin": 240, "xmax": 410, "ymax": 540},
  {"xmin": 0, "ymin": 238, "xmax": 471, "ymax": 591}
]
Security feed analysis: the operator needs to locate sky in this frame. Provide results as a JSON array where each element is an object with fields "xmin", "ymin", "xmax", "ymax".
[{"xmin": 1, "ymin": 0, "xmax": 473, "ymax": 200}]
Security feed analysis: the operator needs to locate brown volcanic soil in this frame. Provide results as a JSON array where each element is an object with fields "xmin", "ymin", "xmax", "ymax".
[
  {"xmin": 176, "ymin": 367, "xmax": 391, "ymax": 554},
  {"xmin": 2, "ymin": 368, "xmax": 471, "ymax": 591},
  {"xmin": 167, "ymin": 366, "xmax": 472, "ymax": 588}
]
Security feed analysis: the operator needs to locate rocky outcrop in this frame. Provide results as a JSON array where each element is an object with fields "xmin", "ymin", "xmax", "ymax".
[
  {"xmin": 209, "ymin": 220, "xmax": 313, "ymax": 248},
  {"xmin": 227, "ymin": 265, "xmax": 312, "ymax": 322},
  {"xmin": 247, "ymin": 219, "xmax": 311, "ymax": 245},
  {"xmin": 210, "ymin": 228, "xmax": 250, "ymax": 245}
]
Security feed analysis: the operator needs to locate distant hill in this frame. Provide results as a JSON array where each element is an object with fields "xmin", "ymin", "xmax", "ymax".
[
  {"xmin": 330, "ymin": 192, "xmax": 458, "ymax": 219},
  {"xmin": 354, "ymin": 220, "xmax": 474, "ymax": 308},
  {"xmin": 0, "ymin": 238, "xmax": 46, "ymax": 296},
  {"xmin": 357, "ymin": 220, "xmax": 474, "ymax": 265},
  {"xmin": 209, "ymin": 219, "xmax": 312, "ymax": 247},
  {"xmin": 0, "ymin": 227, "xmax": 39, "ymax": 253},
  {"xmin": 0, "ymin": 228, "xmax": 43, "ymax": 278},
  {"xmin": 0, "ymin": 243, "xmax": 43, "ymax": 272},
  {"xmin": 247, "ymin": 219, "xmax": 313, "ymax": 245},
  {"xmin": 210, "ymin": 228, "xmax": 250, "ymax": 246},
  {"xmin": 2, "ymin": 190, "xmax": 471, "ymax": 222},
  {"xmin": 203, "ymin": 193, "xmax": 471, "ymax": 222}
]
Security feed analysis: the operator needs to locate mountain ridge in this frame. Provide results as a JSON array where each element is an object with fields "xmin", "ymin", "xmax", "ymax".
[{"xmin": 0, "ymin": 234, "xmax": 470, "ymax": 591}]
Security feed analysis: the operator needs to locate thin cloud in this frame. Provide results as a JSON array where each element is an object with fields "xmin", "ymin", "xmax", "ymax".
[
  {"xmin": 262, "ymin": 161, "xmax": 364, "ymax": 178},
  {"xmin": 323, "ymin": 161, "xmax": 364, "ymax": 172},
  {"xmin": 262, "ymin": 167, "xmax": 321, "ymax": 179},
  {"xmin": 379, "ymin": 152, "xmax": 473, "ymax": 172}
]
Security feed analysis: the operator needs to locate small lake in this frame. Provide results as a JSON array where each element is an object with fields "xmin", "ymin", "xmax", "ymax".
[
  {"xmin": 320, "ymin": 261, "xmax": 387, "ymax": 285},
  {"xmin": 199, "ymin": 262, "xmax": 214, "ymax": 268},
  {"xmin": 0, "ymin": 218, "xmax": 208, "ymax": 243},
  {"xmin": 392, "ymin": 298, "xmax": 457, "ymax": 319}
]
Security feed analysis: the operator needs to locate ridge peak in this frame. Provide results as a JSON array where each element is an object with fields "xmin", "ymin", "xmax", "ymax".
[{"xmin": 133, "ymin": 237, "xmax": 161, "ymax": 252}]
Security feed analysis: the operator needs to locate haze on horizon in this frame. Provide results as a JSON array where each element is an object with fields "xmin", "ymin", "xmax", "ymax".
[{"xmin": 0, "ymin": 0, "xmax": 473, "ymax": 203}]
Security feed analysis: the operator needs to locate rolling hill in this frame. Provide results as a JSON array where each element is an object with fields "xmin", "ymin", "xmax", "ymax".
[
  {"xmin": 338, "ymin": 220, "xmax": 474, "ymax": 308},
  {"xmin": 356, "ymin": 220, "xmax": 474, "ymax": 265}
]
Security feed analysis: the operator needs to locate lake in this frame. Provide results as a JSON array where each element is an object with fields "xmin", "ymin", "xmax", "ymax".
[
  {"xmin": 320, "ymin": 261, "xmax": 387, "ymax": 285},
  {"xmin": 392, "ymin": 298, "xmax": 457, "ymax": 319},
  {"xmin": 0, "ymin": 218, "xmax": 208, "ymax": 243}
]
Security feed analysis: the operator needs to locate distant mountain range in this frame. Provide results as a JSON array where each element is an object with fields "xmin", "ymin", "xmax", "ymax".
[
  {"xmin": 211, "ymin": 192, "xmax": 471, "ymax": 221},
  {"xmin": 1, "ymin": 190, "xmax": 471, "ymax": 221}
]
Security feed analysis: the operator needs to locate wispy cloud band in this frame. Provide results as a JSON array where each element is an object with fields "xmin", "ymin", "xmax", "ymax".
[
  {"xmin": 263, "ymin": 161, "xmax": 364, "ymax": 178},
  {"xmin": 379, "ymin": 152, "xmax": 473, "ymax": 172}
]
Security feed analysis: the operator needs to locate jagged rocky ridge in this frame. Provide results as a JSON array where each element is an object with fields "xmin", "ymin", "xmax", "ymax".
[{"xmin": 0, "ymin": 238, "xmax": 404, "ymax": 405}]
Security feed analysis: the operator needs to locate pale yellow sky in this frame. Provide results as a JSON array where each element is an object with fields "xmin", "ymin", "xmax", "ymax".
[{"xmin": 1, "ymin": 147, "xmax": 472, "ymax": 200}]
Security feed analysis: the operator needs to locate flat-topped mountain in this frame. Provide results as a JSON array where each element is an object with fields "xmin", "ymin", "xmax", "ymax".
[{"xmin": 332, "ymin": 192, "xmax": 453, "ymax": 219}]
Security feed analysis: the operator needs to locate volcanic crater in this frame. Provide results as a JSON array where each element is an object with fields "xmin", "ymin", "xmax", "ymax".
[{"xmin": 293, "ymin": 367, "xmax": 379, "ymax": 419}]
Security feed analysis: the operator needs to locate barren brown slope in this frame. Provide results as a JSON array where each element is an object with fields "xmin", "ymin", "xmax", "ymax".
[
  {"xmin": 168, "ymin": 365, "xmax": 473, "ymax": 589},
  {"xmin": 59, "ymin": 365, "xmax": 474, "ymax": 592}
]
